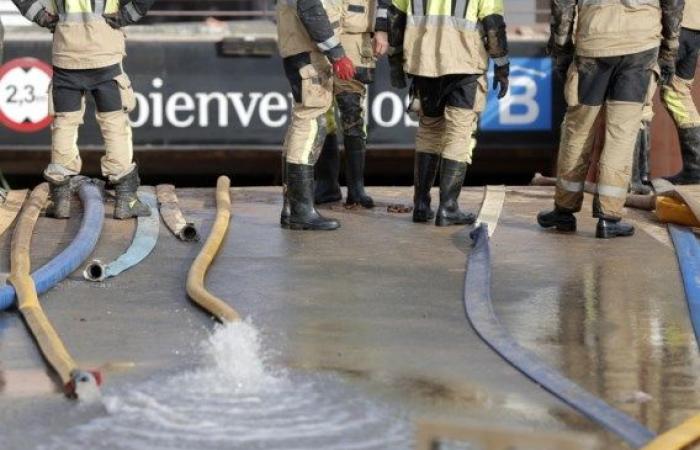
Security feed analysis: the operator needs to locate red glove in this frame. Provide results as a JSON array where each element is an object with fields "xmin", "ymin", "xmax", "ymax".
[{"xmin": 332, "ymin": 56, "xmax": 356, "ymax": 81}]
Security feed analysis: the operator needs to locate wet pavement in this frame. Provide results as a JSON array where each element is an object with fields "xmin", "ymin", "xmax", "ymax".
[{"xmin": 0, "ymin": 186, "xmax": 696, "ymax": 449}]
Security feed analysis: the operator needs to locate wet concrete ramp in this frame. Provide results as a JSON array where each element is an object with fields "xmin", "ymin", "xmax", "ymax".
[{"xmin": 0, "ymin": 186, "xmax": 697, "ymax": 449}]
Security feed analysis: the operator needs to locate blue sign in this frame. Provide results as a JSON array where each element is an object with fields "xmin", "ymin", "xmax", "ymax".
[{"xmin": 481, "ymin": 57, "xmax": 552, "ymax": 131}]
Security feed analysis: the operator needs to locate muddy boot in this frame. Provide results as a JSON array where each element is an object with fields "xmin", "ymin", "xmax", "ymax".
[
  {"xmin": 314, "ymin": 134, "xmax": 342, "ymax": 204},
  {"xmin": 283, "ymin": 163, "xmax": 340, "ymax": 231},
  {"xmin": 537, "ymin": 207, "xmax": 577, "ymax": 232},
  {"xmin": 112, "ymin": 166, "xmax": 151, "ymax": 220},
  {"xmin": 664, "ymin": 126, "xmax": 700, "ymax": 185},
  {"xmin": 596, "ymin": 217, "xmax": 635, "ymax": 239},
  {"xmin": 412, "ymin": 152, "xmax": 439, "ymax": 223},
  {"xmin": 435, "ymin": 158, "xmax": 476, "ymax": 227},
  {"xmin": 344, "ymin": 136, "xmax": 374, "ymax": 208},
  {"xmin": 46, "ymin": 176, "xmax": 73, "ymax": 219},
  {"xmin": 630, "ymin": 123, "xmax": 652, "ymax": 195}
]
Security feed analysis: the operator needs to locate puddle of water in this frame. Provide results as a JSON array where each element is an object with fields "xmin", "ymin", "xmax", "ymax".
[{"xmin": 41, "ymin": 321, "xmax": 411, "ymax": 450}]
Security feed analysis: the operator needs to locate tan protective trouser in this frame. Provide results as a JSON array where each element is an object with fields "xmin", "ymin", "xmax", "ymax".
[
  {"xmin": 555, "ymin": 101, "xmax": 643, "ymax": 218},
  {"xmin": 661, "ymin": 75, "xmax": 700, "ymax": 128},
  {"xmin": 415, "ymin": 106, "xmax": 478, "ymax": 164},
  {"xmin": 284, "ymin": 53, "xmax": 334, "ymax": 165}
]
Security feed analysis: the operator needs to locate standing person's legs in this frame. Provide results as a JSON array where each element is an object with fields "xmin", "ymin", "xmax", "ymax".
[
  {"xmin": 412, "ymin": 76, "xmax": 445, "ymax": 223},
  {"xmin": 44, "ymin": 76, "xmax": 85, "ymax": 219},
  {"xmin": 661, "ymin": 28, "xmax": 700, "ymax": 184},
  {"xmin": 314, "ymin": 107, "xmax": 342, "ymax": 204},
  {"xmin": 539, "ymin": 57, "xmax": 609, "ymax": 231},
  {"xmin": 281, "ymin": 51, "xmax": 338, "ymax": 230}
]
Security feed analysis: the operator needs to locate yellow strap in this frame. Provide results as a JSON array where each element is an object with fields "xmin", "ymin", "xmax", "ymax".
[
  {"xmin": 186, "ymin": 176, "xmax": 241, "ymax": 323},
  {"xmin": 8, "ymin": 184, "xmax": 78, "ymax": 385},
  {"xmin": 642, "ymin": 414, "xmax": 700, "ymax": 450}
]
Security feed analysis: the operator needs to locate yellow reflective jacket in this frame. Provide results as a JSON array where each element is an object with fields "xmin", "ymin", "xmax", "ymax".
[
  {"xmin": 49, "ymin": 0, "xmax": 125, "ymax": 69},
  {"xmin": 391, "ymin": 0, "xmax": 505, "ymax": 77}
]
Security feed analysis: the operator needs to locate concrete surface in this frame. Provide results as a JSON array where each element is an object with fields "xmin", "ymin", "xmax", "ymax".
[{"xmin": 0, "ymin": 186, "xmax": 697, "ymax": 449}]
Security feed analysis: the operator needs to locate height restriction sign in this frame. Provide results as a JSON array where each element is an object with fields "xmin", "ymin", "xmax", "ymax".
[{"xmin": 0, "ymin": 57, "xmax": 53, "ymax": 133}]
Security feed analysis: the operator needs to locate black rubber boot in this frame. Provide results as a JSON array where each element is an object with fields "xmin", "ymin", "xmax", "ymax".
[
  {"xmin": 537, "ymin": 207, "xmax": 577, "ymax": 232},
  {"xmin": 630, "ymin": 123, "xmax": 652, "ymax": 195},
  {"xmin": 46, "ymin": 177, "xmax": 72, "ymax": 219},
  {"xmin": 413, "ymin": 152, "xmax": 439, "ymax": 223},
  {"xmin": 112, "ymin": 166, "xmax": 151, "ymax": 220},
  {"xmin": 664, "ymin": 126, "xmax": 700, "ymax": 185},
  {"xmin": 314, "ymin": 133, "xmax": 342, "ymax": 204},
  {"xmin": 344, "ymin": 135, "xmax": 374, "ymax": 208},
  {"xmin": 435, "ymin": 158, "xmax": 476, "ymax": 227},
  {"xmin": 596, "ymin": 217, "xmax": 635, "ymax": 239},
  {"xmin": 282, "ymin": 163, "xmax": 340, "ymax": 231}
]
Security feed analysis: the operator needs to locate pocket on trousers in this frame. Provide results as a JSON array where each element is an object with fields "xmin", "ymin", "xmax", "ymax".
[
  {"xmin": 47, "ymin": 82, "xmax": 55, "ymax": 116},
  {"xmin": 474, "ymin": 75, "xmax": 487, "ymax": 112},
  {"xmin": 299, "ymin": 64, "xmax": 332, "ymax": 108},
  {"xmin": 342, "ymin": 1, "xmax": 372, "ymax": 33},
  {"xmin": 114, "ymin": 73, "xmax": 136, "ymax": 113}
]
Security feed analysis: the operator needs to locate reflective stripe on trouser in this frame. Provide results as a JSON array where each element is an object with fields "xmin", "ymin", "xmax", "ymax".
[
  {"xmin": 661, "ymin": 75, "xmax": 700, "ymax": 128},
  {"xmin": 95, "ymin": 110, "xmax": 134, "ymax": 181},
  {"xmin": 415, "ymin": 106, "xmax": 477, "ymax": 164}
]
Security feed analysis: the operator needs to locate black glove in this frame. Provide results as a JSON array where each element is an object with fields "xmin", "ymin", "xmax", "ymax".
[
  {"xmin": 388, "ymin": 52, "xmax": 407, "ymax": 89},
  {"xmin": 35, "ymin": 10, "xmax": 58, "ymax": 32},
  {"xmin": 658, "ymin": 56, "xmax": 675, "ymax": 86},
  {"xmin": 493, "ymin": 63, "xmax": 509, "ymax": 99},
  {"xmin": 103, "ymin": 10, "xmax": 137, "ymax": 29}
]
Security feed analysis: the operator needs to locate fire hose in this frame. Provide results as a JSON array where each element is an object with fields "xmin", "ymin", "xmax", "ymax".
[
  {"xmin": 83, "ymin": 188, "xmax": 159, "ymax": 282},
  {"xmin": 8, "ymin": 183, "xmax": 101, "ymax": 399},
  {"xmin": 0, "ymin": 189, "xmax": 28, "ymax": 238},
  {"xmin": 0, "ymin": 180, "xmax": 104, "ymax": 311},
  {"xmin": 186, "ymin": 176, "xmax": 240, "ymax": 323},
  {"xmin": 156, "ymin": 184, "xmax": 199, "ymax": 241}
]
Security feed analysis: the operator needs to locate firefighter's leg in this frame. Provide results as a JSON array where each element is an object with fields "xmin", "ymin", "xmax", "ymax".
[
  {"xmin": 412, "ymin": 77, "xmax": 445, "ymax": 223},
  {"xmin": 661, "ymin": 29, "xmax": 700, "ymax": 184},
  {"xmin": 436, "ymin": 75, "xmax": 483, "ymax": 227},
  {"xmin": 282, "ymin": 52, "xmax": 339, "ymax": 230},
  {"xmin": 45, "ymin": 84, "xmax": 85, "ymax": 219},
  {"xmin": 314, "ymin": 107, "xmax": 342, "ymax": 204},
  {"xmin": 335, "ymin": 78, "xmax": 374, "ymax": 208},
  {"xmin": 93, "ymin": 73, "xmax": 150, "ymax": 219},
  {"xmin": 594, "ymin": 49, "xmax": 654, "ymax": 238}
]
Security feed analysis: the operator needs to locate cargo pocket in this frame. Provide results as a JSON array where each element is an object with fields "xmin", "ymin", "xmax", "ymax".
[
  {"xmin": 299, "ymin": 64, "xmax": 332, "ymax": 108},
  {"xmin": 47, "ymin": 82, "xmax": 55, "ymax": 116},
  {"xmin": 473, "ymin": 75, "xmax": 488, "ymax": 112},
  {"xmin": 564, "ymin": 63, "xmax": 579, "ymax": 107},
  {"xmin": 114, "ymin": 73, "xmax": 136, "ymax": 113},
  {"xmin": 342, "ymin": 0, "xmax": 372, "ymax": 33}
]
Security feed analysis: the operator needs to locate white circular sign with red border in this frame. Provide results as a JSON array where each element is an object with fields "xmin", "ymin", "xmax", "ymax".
[{"xmin": 0, "ymin": 57, "xmax": 53, "ymax": 133}]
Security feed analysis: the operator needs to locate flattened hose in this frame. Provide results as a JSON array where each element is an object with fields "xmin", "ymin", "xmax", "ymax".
[
  {"xmin": 156, "ymin": 184, "xmax": 199, "ymax": 241},
  {"xmin": 8, "ymin": 184, "xmax": 76, "ymax": 384},
  {"xmin": 83, "ymin": 188, "xmax": 159, "ymax": 282},
  {"xmin": 0, "ymin": 181, "xmax": 104, "ymax": 311},
  {"xmin": 464, "ymin": 225, "xmax": 656, "ymax": 448},
  {"xmin": 669, "ymin": 225, "xmax": 700, "ymax": 348},
  {"xmin": 186, "ymin": 176, "xmax": 240, "ymax": 323}
]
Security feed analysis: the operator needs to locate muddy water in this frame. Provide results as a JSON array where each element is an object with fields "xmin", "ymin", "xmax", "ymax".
[{"xmin": 40, "ymin": 322, "xmax": 411, "ymax": 450}]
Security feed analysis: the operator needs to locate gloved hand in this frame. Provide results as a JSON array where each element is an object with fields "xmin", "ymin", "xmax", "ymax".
[
  {"xmin": 389, "ymin": 53, "xmax": 407, "ymax": 89},
  {"xmin": 493, "ymin": 63, "xmax": 509, "ymax": 99},
  {"xmin": 332, "ymin": 56, "xmax": 356, "ymax": 81},
  {"xmin": 35, "ymin": 10, "xmax": 58, "ymax": 32},
  {"xmin": 658, "ymin": 56, "xmax": 675, "ymax": 86},
  {"xmin": 103, "ymin": 9, "xmax": 137, "ymax": 29}
]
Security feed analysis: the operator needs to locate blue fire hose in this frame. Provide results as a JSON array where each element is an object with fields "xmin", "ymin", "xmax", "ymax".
[
  {"xmin": 464, "ymin": 224, "xmax": 656, "ymax": 448},
  {"xmin": 0, "ymin": 180, "xmax": 104, "ymax": 311},
  {"xmin": 669, "ymin": 225, "xmax": 700, "ymax": 348}
]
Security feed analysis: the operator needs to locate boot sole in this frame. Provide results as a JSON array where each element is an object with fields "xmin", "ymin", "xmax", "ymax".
[
  {"xmin": 281, "ymin": 222, "xmax": 340, "ymax": 231},
  {"xmin": 537, "ymin": 218, "xmax": 576, "ymax": 233},
  {"xmin": 595, "ymin": 229, "xmax": 635, "ymax": 239},
  {"xmin": 435, "ymin": 218, "xmax": 477, "ymax": 227}
]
